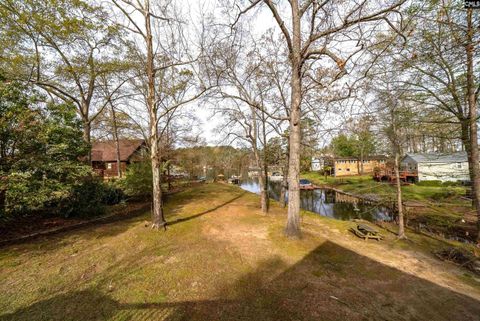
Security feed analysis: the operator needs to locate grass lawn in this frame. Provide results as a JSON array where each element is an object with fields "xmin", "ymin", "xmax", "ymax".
[{"xmin": 1, "ymin": 183, "xmax": 479, "ymax": 320}]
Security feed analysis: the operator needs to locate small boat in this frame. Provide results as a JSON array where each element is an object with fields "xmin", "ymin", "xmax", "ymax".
[
  {"xmin": 269, "ymin": 172, "xmax": 284, "ymax": 182},
  {"xmin": 299, "ymin": 179, "xmax": 315, "ymax": 190},
  {"xmin": 228, "ymin": 175, "xmax": 240, "ymax": 184}
]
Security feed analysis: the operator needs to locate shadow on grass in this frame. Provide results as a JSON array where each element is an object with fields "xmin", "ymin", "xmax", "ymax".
[
  {"xmin": 2, "ymin": 241, "xmax": 479, "ymax": 321},
  {"xmin": 166, "ymin": 192, "xmax": 247, "ymax": 227},
  {"xmin": 0, "ymin": 202, "xmax": 152, "ymax": 251},
  {"xmin": 0, "ymin": 185, "xmax": 245, "ymax": 256}
]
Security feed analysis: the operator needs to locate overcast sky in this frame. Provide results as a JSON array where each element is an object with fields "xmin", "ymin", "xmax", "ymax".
[{"xmin": 185, "ymin": 0, "xmax": 279, "ymax": 146}]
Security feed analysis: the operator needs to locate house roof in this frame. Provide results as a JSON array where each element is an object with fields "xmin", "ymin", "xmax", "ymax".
[
  {"xmin": 91, "ymin": 139, "xmax": 145, "ymax": 162},
  {"xmin": 322, "ymin": 155, "xmax": 388, "ymax": 161},
  {"xmin": 403, "ymin": 152, "xmax": 467, "ymax": 164}
]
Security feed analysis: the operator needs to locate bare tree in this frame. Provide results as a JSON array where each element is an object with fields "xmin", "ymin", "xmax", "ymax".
[
  {"xmin": 232, "ymin": 0, "xmax": 406, "ymax": 237},
  {"xmin": 112, "ymin": 0, "xmax": 210, "ymax": 229},
  {"xmin": 377, "ymin": 91, "xmax": 412, "ymax": 239}
]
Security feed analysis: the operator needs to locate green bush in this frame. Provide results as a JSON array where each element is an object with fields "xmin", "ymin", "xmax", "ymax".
[
  {"xmin": 63, "ymin": 176, "xmax": 106, "ymax": 217},
  {"xmin": 5, "ymin": 163, "xmax": 91, "ymax": 215},
  {"xmin": 416, "ymin": 180, "xmax": 463, "ymax": 187},
  {"xmin": 4, "ymin": 165, "xmax": 111, "ymax": 218},
  {"xmin": 442, "ymin": 181, "xmax": 462, "ymax": 187},
  {"xmin": 121, "ymin": 162, "xmax": 152, "ymax": 198},
  {"xmin": 0, "ymin": 77, "xmax": 118, "ymax": 220},
  {"xmin": 431, "ymin": 189, "xmax": 457, "ymax": 201},
  {"xmin": 416, "ymin": 180, "xmax": 443, "ymax": 187},
  {"xmin": 101, "ymin": 182, "xmax": 125, "ymax": 205}
]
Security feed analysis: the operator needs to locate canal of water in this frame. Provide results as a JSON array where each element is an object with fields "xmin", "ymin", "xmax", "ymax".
[{"xmin": 240, "ymin": 178, "xmax": 394, "ymax": 222}]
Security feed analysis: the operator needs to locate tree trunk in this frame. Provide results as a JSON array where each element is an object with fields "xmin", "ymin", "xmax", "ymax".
[
  {"xmin": 258, "ymin": 167, "xmax": 268, "ymax": 213},
  {"xmin": 394, "ymin": 149, "xmax": 406, "ymax": 239},
  {"xmin": 286, "ymin": 100, "xmax": 301, "ymax": 237},
  {"xmin": 110, "ymin": 102, "xmax": 122, "ymax": 178},
  {"xmin": 261, "ymin": 105, "xmax": 270, "ymax": 213},
  {"xmin": 285, "ymin": 1, "xmax": 302, "ymax": 238},
  {"xmin": 466, "ymin": 9, "xmax": 480, "ymax": 245},
  {"xmin": 360, "ymin": 150, "xmax": 364, "ymax": 175},
  {"xmin": 82, "ymin": 119, "xmax": 91, "ymax": 164},
  {"xmin": 461, "ymin": 120, "xmax": 475, "ymax": 204},
  {"xmin": 167, "ymin": 163, "xmax": 172, "ymax": 190},
  {"xmin": 280, "ymin": 150, "xmax": 289, "ymax": 208},
  {"xmin": 150, "ymin": 137, "xmax": 165, "ymax": 229},
  {"xmin": 261, "ymin": 165, "xmax": 269, "ymax": 213},
  {"xmin": 252, "ymin": 132, "xmax": 268, "ymax": 213},
  {"xmin": 146, "ymin": 1, "xmax": 165, "ymax": 229}
]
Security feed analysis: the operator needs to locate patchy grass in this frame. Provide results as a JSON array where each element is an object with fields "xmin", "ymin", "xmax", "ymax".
[{"xmin": 0, "ymin": 183, "xmax": 479, "ymax": 321}]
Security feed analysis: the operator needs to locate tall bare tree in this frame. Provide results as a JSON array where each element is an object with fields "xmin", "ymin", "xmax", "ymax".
[
  {"xmin": 376, "ymin": 90, "xmax": 412, "ymax": 239},
  {"xmin": 233, "ymin": 0, "xmax": 406, "ymax": 237},
  {"xmin": 112, "ymin": 0, "xmax": 210, "ymax": 229}
]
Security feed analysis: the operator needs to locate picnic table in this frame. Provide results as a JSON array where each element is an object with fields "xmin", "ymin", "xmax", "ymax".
[{"xmin": 350, "ymin": 224, "xmax": 382, "ymax": 241}]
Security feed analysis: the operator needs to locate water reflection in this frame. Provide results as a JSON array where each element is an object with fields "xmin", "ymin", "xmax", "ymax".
[{"xmin": 239, "ymin": 178, "xmax": 393, "ymax": 222}]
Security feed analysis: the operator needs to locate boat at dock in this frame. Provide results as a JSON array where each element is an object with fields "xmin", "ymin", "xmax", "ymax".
[
  {"xmin": 228, "ymin": 175, "xmax": 240, "ymax": 184},
  {"xmin": 299, "ymin": 179, "xmax": 317, "ymax": 190},
  {"xmin": 269, "ymin": 172, "xmax": 284, "ymax": 182}
]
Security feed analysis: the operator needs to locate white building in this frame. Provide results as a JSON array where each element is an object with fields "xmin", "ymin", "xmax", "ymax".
[
  {"xmin": 401, "ymin": 152, "xmax": 470, "ymax": 182},
  {"xmin": 311, "ymin": 157, "xmax": 324, "ymax": 171}
]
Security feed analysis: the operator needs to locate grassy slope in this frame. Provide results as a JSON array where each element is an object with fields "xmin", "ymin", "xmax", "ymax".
[
  {"xmin": 0, "ymin": 183, "xmax": 479, "ymax": 321},
  {"xmin": 302, "ymin": 172, "xmax": 476, "ymax": 235},
  {"xmin": 301, "ymin": 172, "xmax": 468, "ymax": 203}
]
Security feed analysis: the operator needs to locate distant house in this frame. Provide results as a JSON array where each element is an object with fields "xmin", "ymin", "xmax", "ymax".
[
  {"xmin": 322, "ymin": 155, "xmax": 388, "ymax": 177},
  {"xmin": 401, "ymin": 152, "xmax": 469, "ymax": 182},
  {"xmin": 91, "ymin": 139, "xmax": 146, "ymax": 178},
  {"xmin": 311, "ymin": 157, "xmax": 324, "ymax": 171}
]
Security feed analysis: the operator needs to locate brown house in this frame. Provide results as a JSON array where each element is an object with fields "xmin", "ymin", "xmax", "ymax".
[
  {"xmin": 91, "ymin": 139, "xmax": 146, "ymax": 178},
  {"xmin": 325, "ymin": 155, "xmax": 388, "ymax": 177}
]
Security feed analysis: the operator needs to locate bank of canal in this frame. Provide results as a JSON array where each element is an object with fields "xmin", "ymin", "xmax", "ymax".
[{"xmin": 239, "ymin": 178, "xmax": 394, "ymax": 223}]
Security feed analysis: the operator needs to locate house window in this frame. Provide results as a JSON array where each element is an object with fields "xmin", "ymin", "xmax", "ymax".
[
  {"xmin": 347, "ymin": 168, "xmax": 350, "ymax": 171},
  {"xmin": 456, "ymin": 163, "xmax": 462, "ymax": 169},
  {"xmin": 107, "ymin": 163, "xmax": 113, "ymax": 170}
]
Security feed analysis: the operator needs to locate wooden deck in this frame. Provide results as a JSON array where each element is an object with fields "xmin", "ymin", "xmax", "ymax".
[{"xmin": 373, "ymin": 170, "xmax": 418, "ymax": 183}]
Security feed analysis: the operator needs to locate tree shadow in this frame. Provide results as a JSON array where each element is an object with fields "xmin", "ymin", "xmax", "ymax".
[
  {"xmin": 0, "ymin": 202, "xmax": 152, "ymax": 254},
  {"xmin": 2, "ymin": 241, "xmax": 479, "ymax": 321},
  {"xmin": 1, "ymin": 185, "xmax": 244, "ymax": 254},
  {"xmin": 166, "ymin": 192, "xmax": 247, "ymax": 226}
]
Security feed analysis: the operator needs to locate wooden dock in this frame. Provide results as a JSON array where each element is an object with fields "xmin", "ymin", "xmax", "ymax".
[
  {"xmin": 373, "ymin": 170, "xmax": 418, "ymax": 183},
  {"xmin": 300, "ymin": 185, "xmax": 321, "ymax": 190}
]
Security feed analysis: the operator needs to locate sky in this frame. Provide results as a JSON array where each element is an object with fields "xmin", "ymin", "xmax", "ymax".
[
  {"xmin": 118, "ymin": 0, "xmax": 378, "ymax": 148},
  {"xmin": 183, "ymin": 0, "xmax": 280, "ymax": 146}
]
